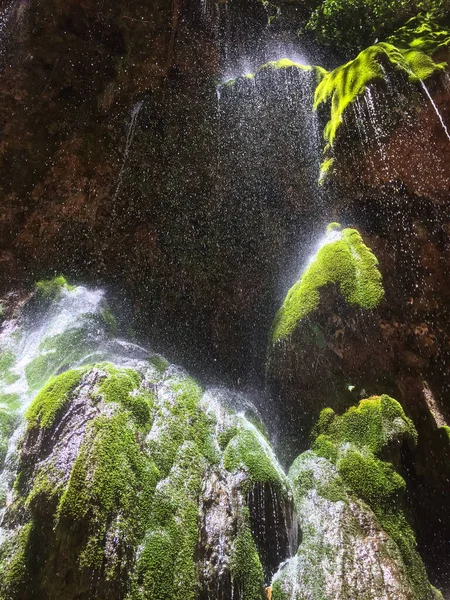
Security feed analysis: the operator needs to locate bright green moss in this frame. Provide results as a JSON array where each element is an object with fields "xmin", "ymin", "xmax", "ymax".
[
  {"xmin": 128, "ymin": 375, "xmax": 219, "ymax": 599},
  {"xmin": 312, "ymin": 395, "xmax": 417, "ymax": 456},
  {"xmin": 308, "ymin": 396, "xmax": 433, "ymax": 599},
  {"xmin": 148, "ymin": 377, "xmax": 215, "ymax": 478},
  {"xmin": 338, "ymin": 449, "xmax": 431, "ymax": 597},
  {"xmin": 220, "ymin": 60, "xmax": 325, "ymax": 90},
  {"xmin": 230, "ymin": 518, "xmax": 265, "ymax": 600},
  {"xmin": 441, "ymin": 425, "xmax": 450, "ymax": 441},
  {"xmin": 432, "ymin": 586, "xmax": 445, "ymax": 600},
  {"xmin": 96, "ymin": 364, "xmax": 151, "ymax": 427},
  {"xmin": 34, "ymin": 276, "xmax": 75, "ymax": 301},
  {"xmin": 100, "ymin": 307, "xmax": 117, "ymax": 336},
  {"xmin": 0, "ymin": 523, "xmax": 33, "ymax": 596},
  {"xmin": 387, "ymin": 13, "xmax": 450, "ymax": 55},
  {"xmin": 132, "ymin": 441, "xmax": 207, "ymax": 600},
  {"xmin": 0, "ymin": 408, "xmax": 19, "ymax": 467},
  {"xmin": 271, "ymin": 225, "xmax": 384, "ymax": 342},
  {"xmin": 256, "ymin": 58, "xmax": 313, "ymax": 73},
  {"xmin": 338, "ymin": 450, "xmax": 406, "ymax": 506},
  {"xmin": 56, "ymin": 411, "xmax": 159, "ymax": 573},
  {"xmin": 224, "ymin": 426, "xmax": 286, "ymax": 491},
  {"xmin": 318, "ymin": 157, "xmax": 334, "ymax": 184},
  {"xmin": 314, "ymin": 41, "xmax": 446, "ymax": 147},
  {"xmin": 25, "ymin": 367, "xmax": 87, "ymax": 429},
  {"xmin": 289, "ymin": 451, "xmax": 348, "ymax": 505},
  {"xmin": 0, "ymin": 393, "xmax": 20, "ymax": 411},
  {"xmin": 148, "ymin": 355, "xmax": 169, "ymax": 374},
  {"xmin": 305, "ymin": 0, "xmax": 449, "ymax": 55},
  {"xmin": 218, "ymin": 425, "xmax": 239, "ymax": 451},
  {"xmin": 25, "ymin": 465, "xmax": 65, "ymax": 510},
  {"xmin": 25, "ymin": 328, "xmax": 94, "ymax": 391}
]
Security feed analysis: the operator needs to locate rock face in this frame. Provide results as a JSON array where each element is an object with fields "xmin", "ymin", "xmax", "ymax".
[
  {"xmin": 266, "ymin": 218, "xmax": 450, "ymax": 592},
  {"xmin": 0, "ymin": 0, "xmax": 449, "ymax": 597},
  {"xmin": 0, "ymin": 0, "xmax": 447, "ymax": 388}
]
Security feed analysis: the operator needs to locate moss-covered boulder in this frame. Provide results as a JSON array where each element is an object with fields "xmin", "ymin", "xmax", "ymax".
[
  {"xmin": 271, "ymin": 223, "xmax": 384, "ymax": 343},
  {"xmin": 0, "ymin": 362, "xmax": 294, "ymax": 600},
  {"xmin": 271, "ymin": 396, "xmax": 442, "ymax": 600}
]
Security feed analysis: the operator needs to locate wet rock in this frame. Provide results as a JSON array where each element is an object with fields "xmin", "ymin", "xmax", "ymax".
[{"xmin": 272, "ymin": 396, "xmax": 442, "ymax": 600}]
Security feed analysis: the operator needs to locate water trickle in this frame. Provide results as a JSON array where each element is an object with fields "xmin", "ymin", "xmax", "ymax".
[
  {"xmin": 420, "ymin": 80, "xmax": 450, "ymax": 142},
  {"xmin": 112, "ymin": 99, "xmax": 144, "ymax": 202},
  {"xmin": 0, "ymin": 0, "xmax": 28, "ymax": 63}
]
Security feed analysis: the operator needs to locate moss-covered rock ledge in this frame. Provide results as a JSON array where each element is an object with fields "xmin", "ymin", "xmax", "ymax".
[
  {"xmin": 271, "ymin": 395, "xmax": 443, "ymax": 600},
  {"xmin": 271, "ymin": 223, "xmax": 384, "ymax": 343}
]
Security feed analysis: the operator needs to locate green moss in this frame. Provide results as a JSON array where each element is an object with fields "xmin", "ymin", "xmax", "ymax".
[
  {"xmin": 25, "ymin": 465, "xmax": 65, "ymax": 511},
  {"xmin": 314, "ymin": 41, "xmax": 447, "ymax": 148},
  {"xmin": 307, "ymin": 396, "xmax": 433, "ymax": 599},
  {"xmin": 230, "ymin": 517, "xmax": 265, "ymax": 600},
  {"xmin": 224, "ymin": 424, "xmax": 288, "ymax": 492},
  {"xmin": 131, "ymin": 441, "xmax": 207, "ymax": 600},
  {"xmin": 432, "ymin": 586, "xmax": 445, "ymax": 600},
  {"xmin": 338, "ymin": 449, "xmax": 431, "ymax": 597},
  {"xmin": 25, "ymin": 328, "xmax": 94, "ymax": 391},
  {"xmin": 271, "ymin": 225, "xmax": 384, "ymax": 342},
  {"xmin": 25, "ymin": 367, "xmax": 87, "ymax": 429},
  {"xmin": 318, "ymin": 157, "xmax": 335, "ymax": 184},
  {"xmin": 310, "ymin": 434, "xmax": 339, "ymax": 463},
  {"xmin": 0, "ymin": 393, "xmax": 20, "ymax": 411},
  {"xmin": 0, "ymin": 523, "xmax": 34, "ymax": 596},
  {"xmin": 96, "ymin": 364, "xmax": 151, "ymax": 428},
  {"xmin": 338, "ymin": 450, "xmax": 406, "ymax": 505},
  {"xmin": 34, "ymin": 276, "xmax": 75, "ymax": 301},
  {"xmin": 56, "ymin": 411, "xmax": 159, "ymax": 574},
  {"xmin": 3, "ymin": 364, "xmax": 284, "ymax": 598},
  {"xmin": 256, "ymin": 58, "xmax": 313, "ymax": 73},
  {"xmin": 387, "ymin": 13, "xmax": 450, "ymax": 55},
  {"xmin": 148, "ymin": 355, "xmax": 169, "ymax": 374},
  {"xmin": 441, "ymin": 425, "xmax": 450, "ymax": 441},
  {"xmin": 218, "ymin": 425, "xmax": 239, "ymax": 451},
  {"xmin": 289, "ymin": 452, "xmax": 348, "ymax": 505},
  {"xmin": 313, "ymin": 394, "xmax": 417, "ymax": 456},
  {"xmin": 100, "ymin": 307, "xmax": 117, "ymax": 336},
  {"xmin": 0, "ymin": 408, "xmax": 19, "ymax": 467},
  {"xmin": 220, "ymin": 59, "xmax": 326, "ymax": 90},
  {"xmin": 147, "ymin": 376, "xmax": 215, "ymax": 478},
  {"xmin": 0, "ymin": 349, "xmax": 19, "ymax": 385}
]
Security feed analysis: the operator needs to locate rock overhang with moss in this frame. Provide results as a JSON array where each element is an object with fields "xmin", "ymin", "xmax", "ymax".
[{"xmin": 271, "ymin": 223, "xmax": 384, "ymax": 343}]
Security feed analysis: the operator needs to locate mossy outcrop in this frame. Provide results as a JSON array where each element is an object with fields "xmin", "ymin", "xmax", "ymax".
[
  {"xmin": 0, "ymin": 362, "xmax": 294, "ymax": 600},
  {"xmin": 271, "ymin": 224, "xmax": 384, "ymax": 343},
  {"xmin": 34, "ymin": 276, "xmax": 75, "ymax": 303},
  {"xmin": 271, "ymin": 396, "xmax": 441, "ymax": 600},
  {"xmin": 315, "ymin": 41, "xmax": 447, "ymax": 149}
]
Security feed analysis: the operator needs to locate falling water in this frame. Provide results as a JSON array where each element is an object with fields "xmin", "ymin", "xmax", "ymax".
[
  {"xmin": 0, "ymin": 284, "xmax": 155, "ymax": 542},
  {"xmin": 420, "ymin": 80, "xmax": 450, "ymax": 142},
  {"xmin": 112, "ymin": 99, "xmax": 144, "ymax": 201},
  {"xmin": 0, "ymin": 0, "xmax": 28, "ymax": 62}
]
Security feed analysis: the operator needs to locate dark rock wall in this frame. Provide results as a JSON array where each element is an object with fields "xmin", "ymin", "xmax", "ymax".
[{"xmin": 0, "ymin": 0, "xmax": 450, "ymax": 591}]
